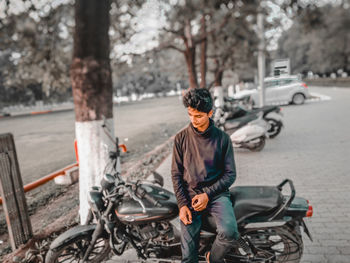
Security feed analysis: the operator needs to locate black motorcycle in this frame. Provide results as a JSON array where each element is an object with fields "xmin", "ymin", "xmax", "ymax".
[{"xmin": 46, "ymin": 137, "xmax": 313, "ymax": 263}]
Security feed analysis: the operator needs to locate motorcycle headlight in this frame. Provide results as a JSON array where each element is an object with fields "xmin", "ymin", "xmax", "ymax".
[
  {"xmin": 101, "ymin": 173, "xmax": 116, "ymax": 191},
  {"xmin": 88, "ymin": 187, "xmax": 104, "ymax": 211}
]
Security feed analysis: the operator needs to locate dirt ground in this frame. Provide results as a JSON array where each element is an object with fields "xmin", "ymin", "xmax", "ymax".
[{"xmin": 0, "ymin": 96, "xmax": 189, "ymax": 261}]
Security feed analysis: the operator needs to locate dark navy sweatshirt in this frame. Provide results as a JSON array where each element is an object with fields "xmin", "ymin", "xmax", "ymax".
[{"xmin": 171, "ymin": 119, "xmax": 237, "ymax": 209}]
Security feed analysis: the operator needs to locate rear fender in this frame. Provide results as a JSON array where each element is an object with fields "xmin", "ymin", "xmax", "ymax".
[
  {"xmin": 302, "ymin": 219, "xmax": 313, "ymax": 241},
  {"xmin": 284, "ymin": 196, "xmax": 308, "ymax": 218},
  {"xmin": 230, "ymin": 124, "xmax": 266, "ymax": 143},
  {"xmin": 50, "ymin": 224, "xmax": 99, "ymax": 252},
  {"xmin": 265, "ymin": 112, "xmax": 283, "ymax": 122}
]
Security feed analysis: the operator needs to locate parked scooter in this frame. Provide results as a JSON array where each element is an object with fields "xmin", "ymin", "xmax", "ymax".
[
  {"xmin": 223, "ymin": 96, "xmax": 284, "ymax": 139},
  {"xmin": 46, "ymin": 132, "xmax": 313, "ymax": 263},
  {"xmin": 214, "ymin": 107, "xmax": 268, "ymax": 152}
]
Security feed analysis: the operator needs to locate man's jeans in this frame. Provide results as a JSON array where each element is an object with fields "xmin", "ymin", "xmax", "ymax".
[{"xmin": 180, "ymin": 192, "xmax": 239, "ymax": 263}]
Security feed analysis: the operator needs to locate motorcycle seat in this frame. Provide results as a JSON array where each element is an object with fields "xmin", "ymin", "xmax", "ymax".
[
  {"xmin": 201, "ymin": 186, "xmax": 284, "ymax": 233},
  {"xmin": 230, "ymin": 186, "xmax": 283, "ymax": 223}
]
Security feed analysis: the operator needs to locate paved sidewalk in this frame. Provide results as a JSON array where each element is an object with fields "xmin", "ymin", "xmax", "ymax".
[{"xmin": 107, "ymin": 87, "xmax": 350, "ymax": 263}]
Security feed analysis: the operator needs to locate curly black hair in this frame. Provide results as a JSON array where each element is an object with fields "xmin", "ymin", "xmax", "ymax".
[{"xmin": 182, "ymin": 88, "xmax": 213, "ymax": 113}]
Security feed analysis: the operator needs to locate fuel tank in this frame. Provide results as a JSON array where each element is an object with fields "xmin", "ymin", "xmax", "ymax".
[{"xmin": 115, "ymin": 184, "xmax": 179, "ymax": 224}]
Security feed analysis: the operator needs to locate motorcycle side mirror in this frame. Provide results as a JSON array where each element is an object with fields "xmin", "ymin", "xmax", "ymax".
[{"xmin": 147, "ymin": 171, "xmax": 164, "ymax": 187}]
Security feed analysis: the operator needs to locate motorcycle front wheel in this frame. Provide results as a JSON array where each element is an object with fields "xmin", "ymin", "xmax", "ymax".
[
  {"xmin": 45, "ymin": 232, "xmax": 110, "ymax": 263},
  {"xmin": 248, "ymin": 136, "xmax": 265, "ymax": 152},
  {"xmin": 228, "ymin": 225, "xmax": 303, "ymax": 263}
]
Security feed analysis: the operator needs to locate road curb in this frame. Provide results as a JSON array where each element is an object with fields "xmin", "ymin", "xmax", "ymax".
[{"xmin": 0, "ymin": 108, "xmax": 73, "ymax": 119}]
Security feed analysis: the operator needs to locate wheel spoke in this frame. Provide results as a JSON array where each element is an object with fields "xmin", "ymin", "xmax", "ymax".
[
  {"xmin": 66, "ymin": 258, "xmax": 76, "ymax": 263},
  {"xmin": 46, "ymin": 233, "xmax": 110, "ymax": 263},
  {"xmin": 240, "ymin": 226, "xmax": 303, "ymax": 262},
  {"xmin": 58, "ymin": 252, "xmax": 75, "ymax": 258},
  {"xmin": 57, "ymin": 254, "xmax": 76, "ymax": 263}
]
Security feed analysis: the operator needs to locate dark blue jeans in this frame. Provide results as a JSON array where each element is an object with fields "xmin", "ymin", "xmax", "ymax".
[{"xmin": 180, "ymin": 192, "xmax": 239, "ymax": 263}]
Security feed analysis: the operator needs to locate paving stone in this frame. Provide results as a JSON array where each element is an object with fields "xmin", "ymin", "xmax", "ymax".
[
  {"xmin": 334, "ymin": 234, "xmax": 350, "ymax": 240},
  {"xmin": 321, "ymin": 240, "xmax": 350, "ymax": 247},
  {"xmin": 301, "ymin": 254, "xmax": 327, "ymax": 263},
  {"xmin": 325, "ymin": 255, "xmax": 350, "ymax": 263},
  {"xmin": 337, "ymin": 246, "xmax": 350, "ymax": 255},
  {"xmin": 305, "ymin": 246, "xmax": 339, "ymax": 255}
]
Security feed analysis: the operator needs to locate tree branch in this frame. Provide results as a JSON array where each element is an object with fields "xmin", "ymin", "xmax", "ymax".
[
  {"xmin": 194, "ymin": 12, "xmax": 232, "ymax": 45},
  {"xmin": 156, "ymin": 42, "xmax": 185, "ymax": 53},
  {"xmin": 162, "ymin": 27, "xmax": 184, "ymax": 36}
]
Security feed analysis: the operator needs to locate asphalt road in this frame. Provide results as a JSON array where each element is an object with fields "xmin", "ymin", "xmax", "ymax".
[{"xmin": 0, "ymin": 96, "xmax": 187, "ymax": 185}]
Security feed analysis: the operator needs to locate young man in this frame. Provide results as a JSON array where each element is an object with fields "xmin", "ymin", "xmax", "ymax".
[{"xmin": 171, "ymin": 88, "xmax": 239, "ymax": 263}]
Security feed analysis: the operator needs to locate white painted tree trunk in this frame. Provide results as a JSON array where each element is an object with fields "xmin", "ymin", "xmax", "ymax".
[
  {"xmin": 75, "ymin": 118, "xmax": 115, "ymax": 224},
  {"xmin": 213, "ymin": 86, "xmax": 224, "ymax": 108}
]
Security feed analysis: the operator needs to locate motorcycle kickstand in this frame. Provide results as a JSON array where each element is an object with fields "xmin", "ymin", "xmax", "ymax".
[{"xmin": 123, "ymin": 233, "xmax": 147, "ymax": 260}]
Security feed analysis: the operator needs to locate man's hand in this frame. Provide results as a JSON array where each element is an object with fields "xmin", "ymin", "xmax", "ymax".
[
  {"xmin": 179, "ymin": 206, "xmax": 192, "ymax": 225},
  {"xmin": 192, "ymin": 193, "xmax": 209, "ymax": 211}
]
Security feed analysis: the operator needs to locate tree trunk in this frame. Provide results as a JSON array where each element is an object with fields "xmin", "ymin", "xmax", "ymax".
[
  {"xmin": 71, "ymin": 0, "xmax": 115, "ymax": 224},
  {"xmin": 184, "ymin": 19, "xmax": 198, "ymax": 89},
  {"xmin": 213, "ymin": 69, "xmax": 224, "ymax": 107},
  {"xmin": 200, "ymin": 15, "xmax": 207, "ymax": 89},
  {"xmin": 184, "ymin": 48, "xmax": 198, "ymax": 89},
  {"xmin": 214, "ymin": 70, "xmax": 223, "ymax": 87}
]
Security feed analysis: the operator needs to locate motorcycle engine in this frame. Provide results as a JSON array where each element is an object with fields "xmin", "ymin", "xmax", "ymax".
[
  {"xmin": 137, "ymin": 223, "xmax": 159, "ymax": 240},
  {"xmin": 133, "ymin": 221, "xmax": 175, "ymax": 246}
]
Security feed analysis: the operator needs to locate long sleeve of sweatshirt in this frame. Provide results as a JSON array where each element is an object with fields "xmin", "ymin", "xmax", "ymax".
[{"xmin": 171, "ymin": 134, "xmax": 190, "ymax": 209}]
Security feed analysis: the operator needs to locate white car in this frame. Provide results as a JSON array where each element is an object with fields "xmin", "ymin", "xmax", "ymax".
[{"xmin": 233, "ymin": 75, "xmax": 311, "ymax": 105}]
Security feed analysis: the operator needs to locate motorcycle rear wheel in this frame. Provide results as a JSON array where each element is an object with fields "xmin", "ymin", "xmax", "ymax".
[
  {"xmin": 229, "ymin": 225, "xmax": 303, "ymax": 263},
  {"xmin": 45, "ymin": 233, "xmax": 110, "ymax": 263},
  {"xmin": 266, "ymin": 118, "xmax": 282, "ymax": 139}
]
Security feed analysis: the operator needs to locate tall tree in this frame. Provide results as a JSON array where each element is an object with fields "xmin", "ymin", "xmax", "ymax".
[
  {"xmin": 199, "ymin": 14, "xmax": 207, "ymax": 89},
  {"xmin": 160, "ymin": 0, "xmax": 219, "ymax": 89},
  {"xmin": 71, "ymin": 0, "xmax": 116, "ymax": 223},
  {"xmin": 277, "ymin": 3, "xmax": 350, "ymax": 75},
  {"xmin": 0, "ymin": 0, "xmax": 145, "ymax": 107},
  {"xmin": 0, "ymin": 3, "xmax": 75, "ymax": 105},
  {"xmin": 207, "ymin": 3, "xmax": 258, "ymax": 88},
  {"xmin": 1, "ymin": 0, "xmax": 123, "ymax": 223},
  {"xmin": 160, "ymin": 0, "xmax": 260, "ymax": 89}
]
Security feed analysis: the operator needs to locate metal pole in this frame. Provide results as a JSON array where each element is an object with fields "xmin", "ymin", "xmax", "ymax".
[{"xmin": 258, "ymin": 12, "xmax": 265, "ymax": 107}]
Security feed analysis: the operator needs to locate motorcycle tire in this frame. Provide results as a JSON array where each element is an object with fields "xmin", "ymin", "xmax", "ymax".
[
  {"xmin": 45, "ymin": 226, "xmax": 110, "ymax": 263},
  {"xmin": 266, "ymin": 118, "xmax": 282, "ymax": 139},
  {"xmin": 249, "ymin": 136, "xmax": 265, "ymax": 152},
  {"xmin": 228, "ymin": 224, "xmax": 303, "ymax": 263}
]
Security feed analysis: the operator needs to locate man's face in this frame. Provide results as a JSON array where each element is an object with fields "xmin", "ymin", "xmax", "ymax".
[{"xmin": 187, "ymin": 107, "xmax": 213, "ymax": 132}]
